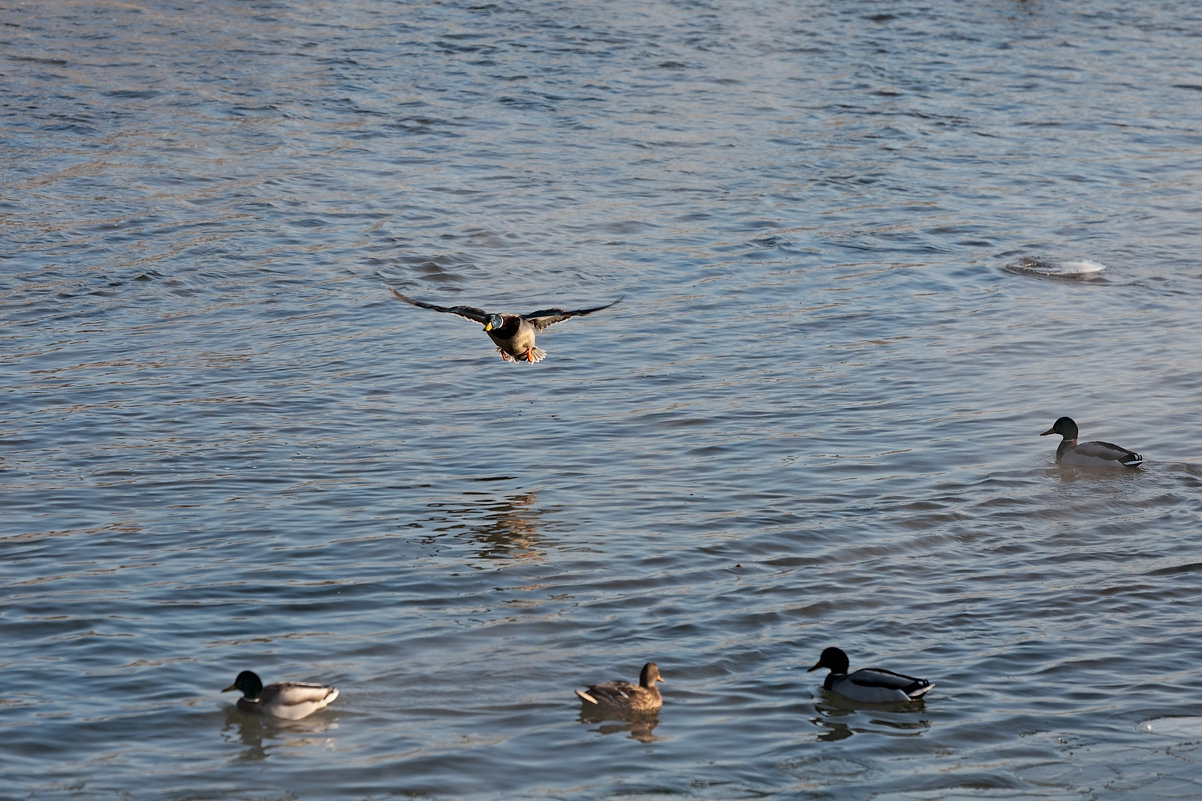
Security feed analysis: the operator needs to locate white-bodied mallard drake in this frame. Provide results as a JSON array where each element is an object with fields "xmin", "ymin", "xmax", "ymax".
[
  {"xmin": 575, "ymin": 662, "xmax": 663, "ymax": 714},
  {"xmin": 807, "ymin": 646, "xmax": 934, "ymax": 703},
  {"xmin": 1041, "ymin": 416, "xmax": 1143, "ymax": 468},
  {"xmin": 222, "ymin": 670, "xmax": 339, "ymax": 720},
  {"xmin": 390, "ymin": 288, "xmax": 620, "ymax": 363}
]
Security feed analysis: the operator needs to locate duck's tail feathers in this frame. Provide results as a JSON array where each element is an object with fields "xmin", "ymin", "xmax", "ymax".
[
  {"xmin": 575, "ymin": 689, "xmax": 598, "ymax": 705},
  {"xmin": 908, "ymin": 681, "xmax": 935, "ymax": 699}
]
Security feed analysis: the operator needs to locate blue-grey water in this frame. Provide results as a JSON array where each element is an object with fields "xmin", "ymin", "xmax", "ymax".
[{"xmin": 4, "ymin": 1, "xmax": 1202, "ymax": 798}]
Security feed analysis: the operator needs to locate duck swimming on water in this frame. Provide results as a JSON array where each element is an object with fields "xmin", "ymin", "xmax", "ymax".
[
  {"xmin": 222, "ymin": 670, "xmax": 339, "ymax": 720},
  {"xmin": 575, "ymin": 662, "xmax": 664, "ymax": 714},
  {"xmin": 1041, "ymin": 416, "xmax": 1143, "ymax": 468},
  {"xmin": 807, "ymin": 647, "xmax": 934, "ymax": 703}
]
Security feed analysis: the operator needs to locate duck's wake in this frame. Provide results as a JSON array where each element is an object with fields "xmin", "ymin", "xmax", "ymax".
[{"xmin": 1004, "ymin": 256, "xmax": 1108, "ymax": 279}]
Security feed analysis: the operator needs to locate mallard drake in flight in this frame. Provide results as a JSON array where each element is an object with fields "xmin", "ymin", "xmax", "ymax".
[
  {"xmin": 390, "ymin": 288, "xmax": 621, "ymax": 363},
  {"xmin": 575, "ymin": 662, "xmax": 663, "ymax": 714},
  {"xmin": 1041, "ymin": 416, "xmax": 1143, "ymax": 468},
  {"xmin": 807, "ymin": 647, "xmax": 934, "ymax": 703},
  {"xmin": 222, "ymin": 670, "xmax": 339, "ymax": 720}
]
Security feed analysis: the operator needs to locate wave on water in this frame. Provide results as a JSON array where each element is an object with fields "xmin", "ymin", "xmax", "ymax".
[
  {"xmin": 1138, "ymin": 716, "xmax": 1202, "ymax": 747},
  {"xmin": 1003, "ymin": 256, "xmax": 1109, "ymax": 280}
]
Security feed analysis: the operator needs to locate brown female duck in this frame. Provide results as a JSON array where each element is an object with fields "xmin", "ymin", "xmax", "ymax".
[
  {"xmin": 575, "ymin": 662, "xmax": 663, "ymax": 714},
  {"xmin": 391, "ymin": 288, "xmax": 620, "ymax": 363}
]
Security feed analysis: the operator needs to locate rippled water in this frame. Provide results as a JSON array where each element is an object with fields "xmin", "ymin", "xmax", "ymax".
[{"xmin": 4, "ymin": 1, "xmax": 1202, "ymax": 798}]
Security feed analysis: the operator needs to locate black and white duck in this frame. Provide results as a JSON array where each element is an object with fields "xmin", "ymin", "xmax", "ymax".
[
  {"xmin": 807, "ymin": 647, "xmax": 934, "ymax": 703},
  {"xmin": 1041, "ymin": 416, "xmax": 1143, "ymax": 468},
  {"xmin": 222, "ymin": 670, "xmax": 339, "ymax": 720}
]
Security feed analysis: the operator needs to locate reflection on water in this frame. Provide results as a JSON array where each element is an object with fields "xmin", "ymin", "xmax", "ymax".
[
  {"xmin": 811, "ymin": 701, "xmax": 932, "ymax": 742},
  {"xmin": 221, "ymin": 706, "xmax": 338, "ymax": 763},
  {"xmin": 420, "ymin": 490, "xmax": 551, "ymax": 562},
  {"xmin": 812, "ymin": 716, "xmax": 854, "ymax": 743},
  {"xmin": 577, "ymin": 706, "xmax": 662, "ymax": 744}
]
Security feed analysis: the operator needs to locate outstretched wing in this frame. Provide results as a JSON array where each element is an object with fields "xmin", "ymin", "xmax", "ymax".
[
  {"xmin": 523, "ymin": 296, "xmax": 622, "ymax": 332},
  {"xmin": 391, "ymin": 288, "xmax": 490, "ymax": 324}
]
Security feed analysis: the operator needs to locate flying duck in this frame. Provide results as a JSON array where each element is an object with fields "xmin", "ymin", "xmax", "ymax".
[
  {"xmin": 1041, "ymin": 416, "xmax": 1143, "ymax": 468},
  {"xmin": 575, "ymin": 662, "xmax": 664, "ymax": 714},
  {"xmin": 222, "ymin": 670, "xmax": 339, "ymax": 720},
  {"xmin": 807, "ymin": 647, "xmax": 934, "ymax": 703},
  {"xmin": 390, "ymin": 288, "xmax": 621, "ymax": 363}
]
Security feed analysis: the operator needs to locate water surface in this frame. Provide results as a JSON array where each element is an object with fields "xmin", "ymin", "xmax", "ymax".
[{"xmin": 4, "ymin": 1, "xmax": 1202, "ymax": 799}]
